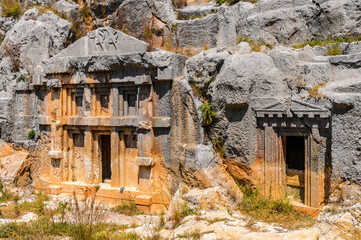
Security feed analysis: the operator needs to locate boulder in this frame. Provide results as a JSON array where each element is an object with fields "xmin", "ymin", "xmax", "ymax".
[
  {"xmin": 53, "ymin": 0, "xmax": 80, "ymax": 19},
  {"xmin": 185, "ymin": 47, "xmax": 230, "ymax": 89},
  {"xmin": 1, "ymin": 8, "xmax": 72, "ymax": 70},
  {"xmin": 89, "ymin": 0, "xmax": 124, "ymax": 19},
  {"xmin": 0, "ymin": 144, "xmax": 30, "ymax": 188},
  {"xmin": 208, "ymin": 52, "xmax": 289, "ymax": 166}
]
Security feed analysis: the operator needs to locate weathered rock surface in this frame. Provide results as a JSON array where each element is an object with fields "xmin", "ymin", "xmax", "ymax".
[
  {"xmin": 53, "ymin": 0, "xmax": 80, "ymax": 19},
  {"xmin": 317, "ymin": 202, "xmax": 361, "ymax": 240},
  {"xmin": 2, "ymin": 8, "xmax": 72, "ymax": 68},
  {"xmin": 0, "ymin": 142, "xmax": 31, "ymax": 190},
  {"xmin": 208, "ymin": 52, "xmax": 290, "ymax": 167},
  {"xmin": 95, "ymin": 0, "xmax": 361, "ymax": 49}
]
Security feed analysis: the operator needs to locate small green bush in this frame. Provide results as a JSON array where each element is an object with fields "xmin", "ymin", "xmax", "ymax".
[
  {"xmin": 27, "ymin": 129, "xmax": 35, "ymax": 139},
  {"xmin": 1, "ymin": 0, "xmax": 22, "ymax": 19},
  {"xmin": 199, "ymin": 102, "xmax": 216, "ymax": 127}
]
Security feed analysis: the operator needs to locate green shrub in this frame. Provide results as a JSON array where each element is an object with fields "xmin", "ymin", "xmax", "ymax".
[
  {"xmin": 1, "ymin": 0, "xmax": 22, "ymax": 19},
  {"xmin": 27, "ymin": 129, "xmax": 35, "ymax": 139},
  {"xmin": 199, "ymin": 102, "xmax": 216, "ymax": 127}
]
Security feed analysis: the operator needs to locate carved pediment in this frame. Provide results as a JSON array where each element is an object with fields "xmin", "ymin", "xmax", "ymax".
[
  {"xmin": 255, "ymin": 98, "xmax": 330, "ymax": 118},
  {"xmin": 56, "ymin": 27, "xmax": 149, "ymax": 57}
]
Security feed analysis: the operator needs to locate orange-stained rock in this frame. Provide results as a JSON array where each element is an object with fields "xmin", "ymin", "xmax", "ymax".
[
  {"xmin": 135, "ymin": 195, "xmax": 153, "ymax": 206},
  {"xmin": 46, "ymin": 185, "xmax": 63, "ymax": 195}
]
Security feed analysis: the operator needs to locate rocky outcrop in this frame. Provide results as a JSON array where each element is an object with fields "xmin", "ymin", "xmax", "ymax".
[
  {"xmin": 0, "ymin": 8, "xmax": 72, "ymax": 147},
  {"xmin": 0, "ymin": 142, "xmax": 32, "ymax": 191},
  {"xmin": 53, "ymin": 0, "xmax": 79, "ymax": 19},
  {"xmin": 84, "ymin": 0, "xmax": 361, "ymax": 49},
  {"xmin": 2, "ymin": 8, "xmax": 72, "ymax": 69}
]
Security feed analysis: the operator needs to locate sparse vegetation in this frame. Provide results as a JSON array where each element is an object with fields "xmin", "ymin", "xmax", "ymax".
[
  {"xmin": 212, "ymin": 137, "xmax": 226, "ymax": 158},
  {"xmin": 325, "ymin": 43, "xmax": 343, "ymax": 56},
  {"xmin": 172, "ymin": 201, "xmax": 198, "ymax": 227},
  {"xmin": 27, "ymin": 129, "xmax": 36, "ymax": 139},
  {"xmin": 0, "ymin": 192, "xmax": 48, "ymax": 219},
  {"xmin": 0, "ymin": 218, "xmax": 138, "ymax": 240},
  {"xmin": 237, "ymin": 36, "xmax": 274, "ymax": 52},
  {"xmin": 206, "ymin": 217, "xmax": 228, "ymax": 225},
  {"xmin": 176, "ymin": 229, "xmax": 201, "ymax": 239},
  {"xmin": 308, "ymin": 81, "xmax": 327, "ymax": 99},
  {"xmin": 111, "ymin": 201, "xmax": 143, "ymax": 216},
  {"xmin": 199, "ymin": 102, "xmax": 216, "ymax": 127},
  {"xmin": 0, "ymin": 182, "xmax": 14, "ymax": 203},
  {"xmin": 16, "ymin": 73, "xmax": 30, "ymax": 82},
  {"xmin": 1, "ymin": 0, "xmax": 22, "ymax": 19},
  {"xmin": 293, "ymin": 35, "xmax": 361, "ymax": 49},
  {"xmin": 238, "ymin": 185, "xmax": 316, "ymax": 229}
]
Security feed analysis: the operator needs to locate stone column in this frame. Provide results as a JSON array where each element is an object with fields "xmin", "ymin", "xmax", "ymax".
[
  {"xmin": 264, "ymin": 125, "xmax": 275, "ymax": 199},
  {"xmin": 84, "ymin": 128, "xmax": 93, "ymax": 184},
  {"xmin": 307, "ymin": 133, "xmax": 320, "ymax": 208},
  {"xmin": 83, "ymin": 85, "xmax": 92, "ymax": 117},
  {"xmin": 62, "ymin": 129, "xmax": 69, "ymax": 182},
  {"xmin": 111, "ymin": 130, "xmax": 120, "ymax": 187},
  {"xmin": 111, "ymin": 86, "xmax": 119, "ymax": 117}
]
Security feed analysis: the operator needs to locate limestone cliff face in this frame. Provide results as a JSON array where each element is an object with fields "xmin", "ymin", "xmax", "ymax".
[{"xmin": 1, "ymin": 0, "xmax": 361, "ymax": 212}]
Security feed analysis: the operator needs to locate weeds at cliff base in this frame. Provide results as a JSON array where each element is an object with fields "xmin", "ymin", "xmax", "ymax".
[{"xmin": 238, "ymin": 184, "xmax": 316, "ymax": 229}]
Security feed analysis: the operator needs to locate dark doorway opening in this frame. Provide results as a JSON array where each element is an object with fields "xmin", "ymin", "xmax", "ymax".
[
  {"xmin": 285, "ymin": 136, "xmax": 305, "ymax": 171},
  {"xmin": 101, "ymin": 135, "xmax": 111, "ymax": 182},
  {"xmin": 283, "ymin": 136, "xmax": 305, "ymax": 204}
]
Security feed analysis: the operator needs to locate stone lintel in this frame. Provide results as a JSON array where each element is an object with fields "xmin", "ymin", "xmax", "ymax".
[
  {"xmin": 135, "ymin": 157, "xmax": 154, "ymax": 166},
  {"xmin": 38, "ymin": 116, "xmax": 51, "ymax": 125},
  {"xmin": 46, "ymin": 79, "xmax": 62, "ymax": 88},
  {"xmin": 64, "ymin": 116, "xmax": 138, "ymax": 127},
  {"xmin": 49, "ymin": 151, "xmax": 63, "ymax": 159}
]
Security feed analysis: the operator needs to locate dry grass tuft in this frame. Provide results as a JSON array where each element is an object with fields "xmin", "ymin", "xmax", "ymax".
[
  {"xmin": 308, "ymin": 82, "xmax": 327, "ymax": 99},
  {"xmin": 238, "ymin": 185, "xmax": 316, "ymax": 229}
]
